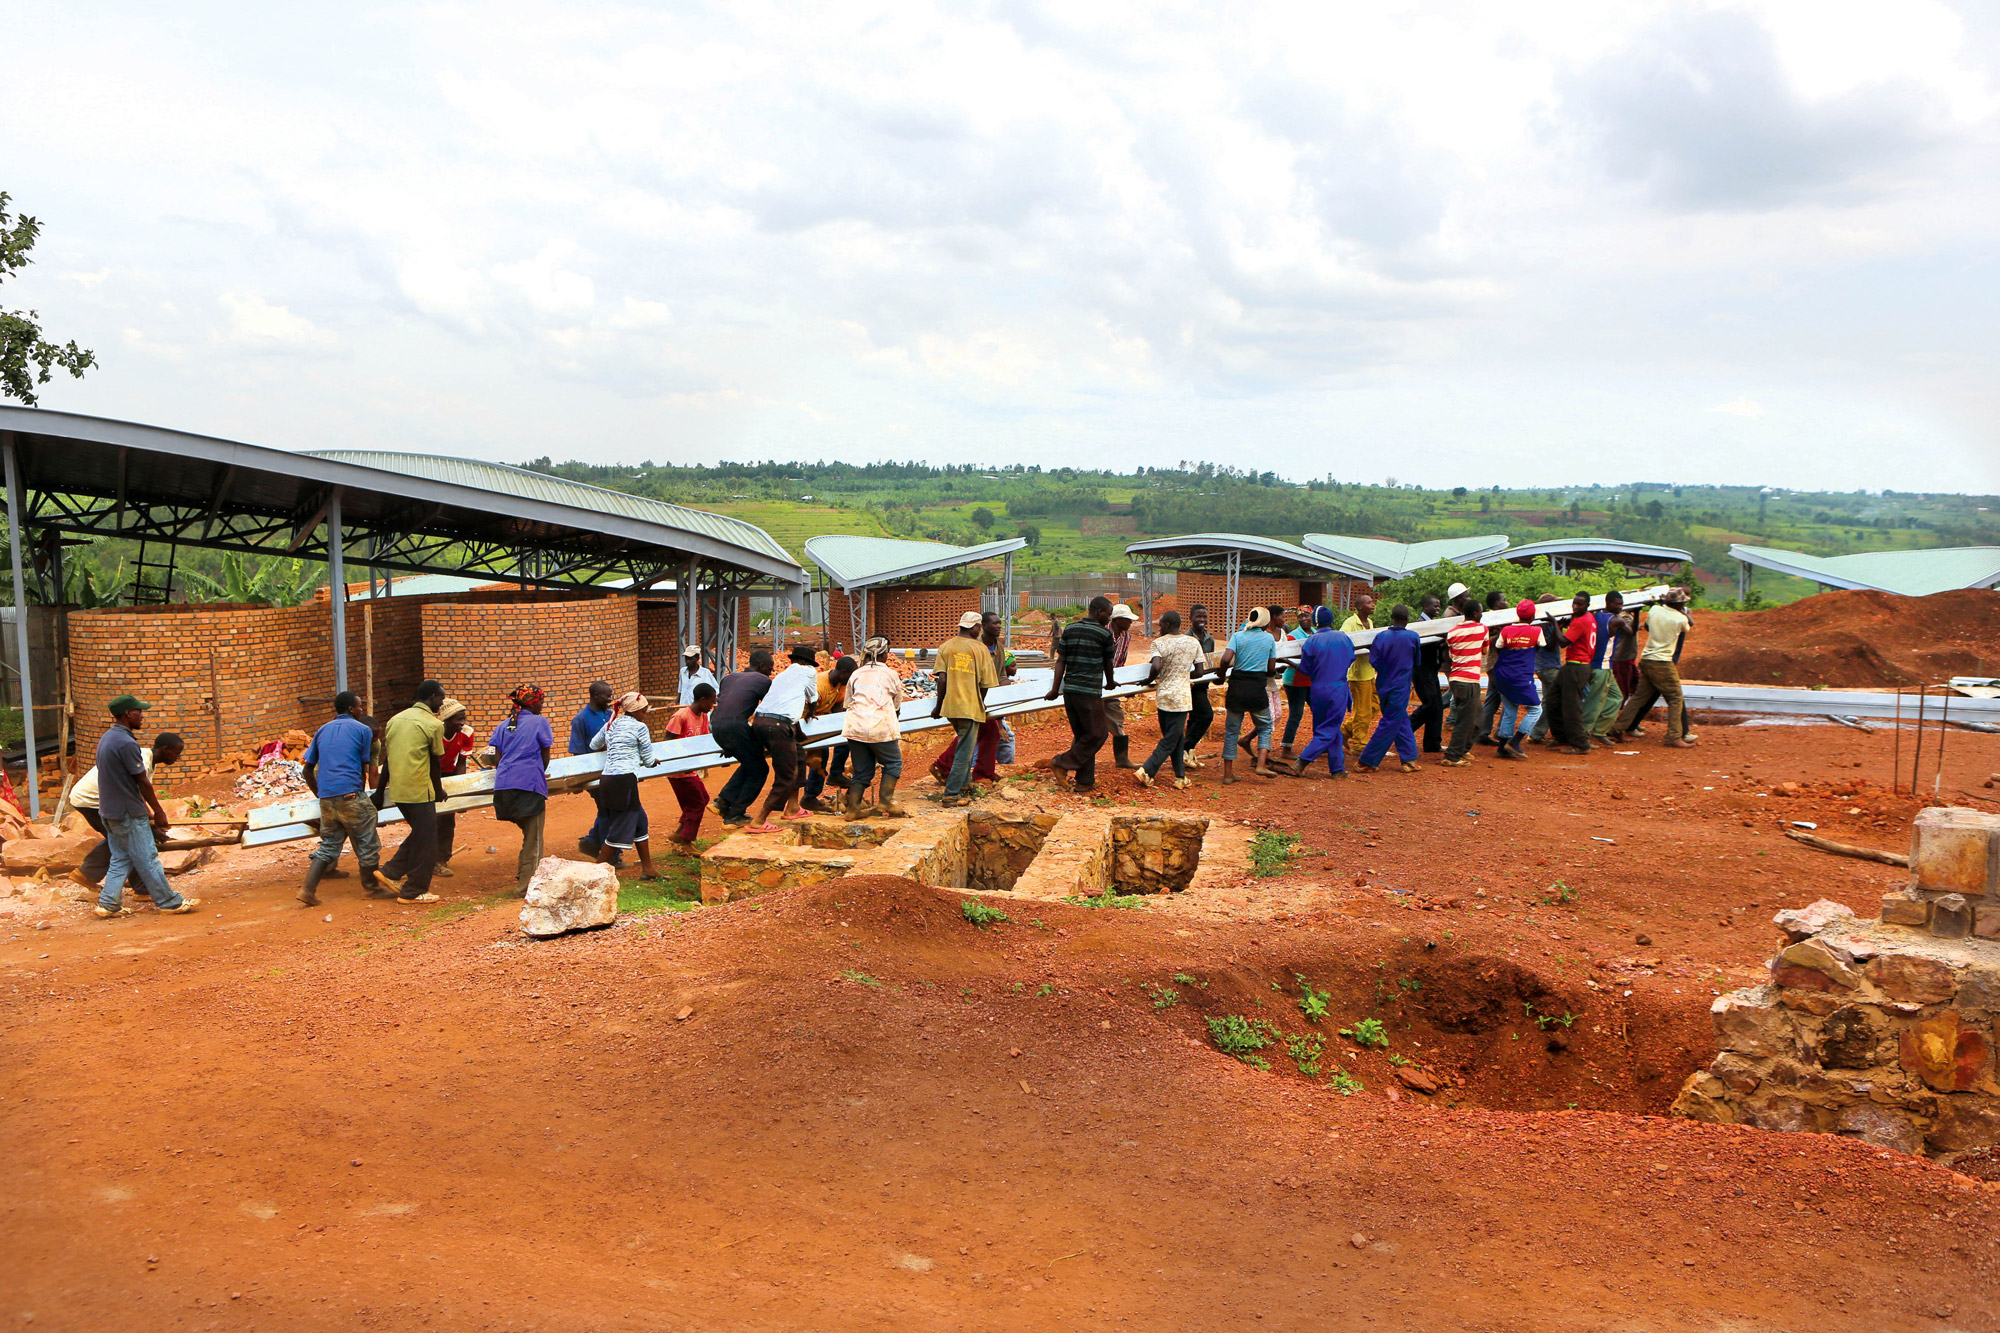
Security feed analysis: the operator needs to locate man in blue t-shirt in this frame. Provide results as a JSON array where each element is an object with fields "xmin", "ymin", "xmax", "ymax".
[
  {"xmin": 1358, "ymin": 604, "xmax": 1423, "ymax": 772},
  {"xmin": 300, "ymin": 690, "xmax": 385, "ymax": 906},
  {"xmin": 569, "ymin": 680, "xmax": 614, "ymax": 854},
  {"xmin": 1214, "ymin": 607, "xmax": 1282, "ymax": 784}
]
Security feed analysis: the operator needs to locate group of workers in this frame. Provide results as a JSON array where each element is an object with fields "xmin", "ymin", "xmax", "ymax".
[
  {"xmin": 1041, "ymin": 583, "xmax": 1695, "ymax": 790},
  {"xmin": 79, "ymin": 580, "xmax": 1693, "ymax": 915}
]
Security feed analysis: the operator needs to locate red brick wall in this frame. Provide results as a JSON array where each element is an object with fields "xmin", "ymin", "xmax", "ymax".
[
  {"xmin": 419, "ymin": 598, "xmax": 639, "ymax": 737},
  {"xmin": 637, "ymin": 600, "xmax": 681, "ymax": 738},
  {"xmin": 1172, "ymin": 574, "xmax": 1375, "ymax": 628},
  {"xmin": 71, "ymin": 603, "xmax": 334, "ymax": 769},
  {"xmin": 872, "ymin": 587, "xmax": 979, "ymax": 654}
]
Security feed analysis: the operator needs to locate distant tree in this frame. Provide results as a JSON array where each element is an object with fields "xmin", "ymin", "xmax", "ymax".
[
  {"xmin": 1, "ymin": 193, "xmax": 97, "ymax": 406},
  {"xmin": 971, "ymin": 507, "xmax": 995, "ymax": 531},
  {"xmin": 1017, "ymin": 523, "xmax": 1041, "ymax": 549},
  {"xmin": 1451, "ymin": 487, "xmax": 1467, "ymax": 500},
  {"xmin": 1568, "ymin": 500, "xmax": 1581, "ymax": 520},
  {"xmin": 1480, "ymin": 494, "xmax": 1491, "ymax": 513}
]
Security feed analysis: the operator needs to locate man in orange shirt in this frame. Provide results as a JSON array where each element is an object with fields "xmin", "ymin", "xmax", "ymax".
[{"xmin": 662, "ymin": 684, "xmax": 717, "ymax": 849}]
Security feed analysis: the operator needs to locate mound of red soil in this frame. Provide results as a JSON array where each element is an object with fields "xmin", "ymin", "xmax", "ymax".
[{"xmin": 1682, "ymin": 587, "xmax": 2000, "ymax": 688}]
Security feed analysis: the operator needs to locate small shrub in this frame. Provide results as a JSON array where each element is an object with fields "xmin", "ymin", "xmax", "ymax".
[
  {"xmin": 1207, "ymin": 1014, "xmax": 1278, "ymax": 1069},
  {"xmin": 1286, "ymin": 1032, "xmax": 1326, "ymax": 1077},
  {"xmin": 1144, "ymin": 983, "xmax": 1180, "ymax": 1011},
  {"xmin": 840, "ymin": 968, "xmax": 883, "ymax": 987},
  {"xmin": 961, "ymin": 900, "xmax": 1010, "ymax": 928},
  {"xmin": 1295, "ymin": 973, "xmax": 1330, "ymax": 1023},
  {"xmin": 1340, "ymin": 1017, "xmax": 1388, "ymax": 1048},
  {"xmin": 1173, "ymin": 973, "xmax": 1204, "ymax": 988},
  {"xmin": 1327, "ymin": 1070, "xmax": 1363, "ymax": 1096}
]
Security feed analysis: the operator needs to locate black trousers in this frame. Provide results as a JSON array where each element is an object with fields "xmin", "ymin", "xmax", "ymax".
[
  {"xmin": 1184, "ymin": 684, "xmax": 1213, "ymax": 753},
  {"xmin": 1444, "ymin": 681, "xmax": 1482, "ymax": 761},
  {"xmin": 1553, "ymin": 662, "xmax": 1593, "ymax": 750},
  {"xmin": 711, "ymin": 719, "xmax": 766, "ymax": 819},
  {"xmin": 1143, "ymin": 710, "xmax": 1188, "ymax": 780},
  {"xmin": 382, "ymin": 800, "xmax": 438, "ymax": 898},
  {"xmin": 1411, "ymin": 667, "xmax": 1444, "ymax": 752},
  {"xmin": 1052, "ymin": 693, "xmax": 1110, "ymax": 788}
]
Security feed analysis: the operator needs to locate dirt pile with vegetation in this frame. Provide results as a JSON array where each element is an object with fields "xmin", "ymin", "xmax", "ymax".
[{"xmin": 1683, "ymin": 588, "xmax": 2000, "ymax": 688}]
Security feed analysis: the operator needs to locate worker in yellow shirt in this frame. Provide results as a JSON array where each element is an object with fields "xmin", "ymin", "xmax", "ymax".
[{"xmin": 1340, "ymin": 592, "xmax": 1379, "ymax": 750}]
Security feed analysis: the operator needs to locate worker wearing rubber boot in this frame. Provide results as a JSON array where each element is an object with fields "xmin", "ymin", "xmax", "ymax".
[{"xmin": 844, "ymin": 636, "xmax": 909, "ymax": 817}]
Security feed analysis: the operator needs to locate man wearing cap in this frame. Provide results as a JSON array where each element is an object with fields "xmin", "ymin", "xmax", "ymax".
[
  {"xmin": 1102, "ymin": 604, "xmax": 1141, "ymax": 769},
  {"xmin": 1607, "ymin": 588, "xmax": 1695, "ymax": 747},
  {"xmin": 70, "ymin": 728, "xmax": 183, "ymax": 890},
  {"xmin": 90, "ymin": 696, "xmax": 200, "ymax": 918},
  {"xmin": 678, "ymin": 646, "xmax": 719, "ymax": 708},
  {"xmin": 930, "ymin": 610, "xmax": 1000, "ymax": 804},
  {"xmin": 375, "ymin": 679, "xmax": 448, "ymax": 903}
]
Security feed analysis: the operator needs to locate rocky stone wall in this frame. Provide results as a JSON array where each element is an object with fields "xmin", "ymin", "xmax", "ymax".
[
  {"xmin": 1111, "ymin": 813, "xmax": 1208, "ymax": 893},
  {"xmin": 966, "ymin": 811, "xmax": 1060, "ymax": 891},
  {"xmin": 1011, "ymin": 810, "xmax": 1114, "ymax": 900}
]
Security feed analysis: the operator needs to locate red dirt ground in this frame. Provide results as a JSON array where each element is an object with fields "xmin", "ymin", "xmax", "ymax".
[
  {"xmin": 6, "ymin": 707, "xmax": 2000, "ymax": 1331},
  {"xmin": 1682, "ymin": 588, "xmax": 2000, "ymax": 688}
]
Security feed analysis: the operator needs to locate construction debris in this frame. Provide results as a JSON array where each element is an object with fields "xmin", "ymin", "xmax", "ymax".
[{"xmin": 235, "ymin": 757, "xmax": 308, "ymax": 800}]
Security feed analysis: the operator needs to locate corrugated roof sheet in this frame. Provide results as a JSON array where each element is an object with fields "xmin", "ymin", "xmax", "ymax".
[
  {"xmin": 1491, "ymin": 538, "xmax": 1692, "ymax": 566},
  {"xmin": 1301, "ymin": 533, "xmax": 1510, "ymax": 578},
  {"xmin": 1126, "ymin": 532, "xmax": 1375, "ymax": 579},
  {"xmin": 1730, "ymin": 544, "xmax": 2000, "ymax": 597},
  {"xmin": 308, "ymin": 450, "xmax": 797, "ymax": 569},
  {"xmin": 805, "ymin": 534, "xmax": 1026, "ymax": 589}
]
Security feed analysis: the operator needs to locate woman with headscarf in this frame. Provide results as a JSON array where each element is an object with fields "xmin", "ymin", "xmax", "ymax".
[
  {"xmin": 1490, "ymin": 600, "xmax": 1546, "ymax": 761},
  {"xmin": 843, "ymin": 636, "xmax": 908, "ymax": 817},
  {"xmin": 488, "ymin": 685, "xmax": 553, "ymax": 893},
  {"xmin": 431, "ymin": 698, "xmax": 479, "ymax": 878},
  {"xmin": 589, "ymin": 691, "xmax": 659, "ymax": 878},
  {"xmin": 1289, "ymin": 607, "xmax": 1355, "ymax": 779}
]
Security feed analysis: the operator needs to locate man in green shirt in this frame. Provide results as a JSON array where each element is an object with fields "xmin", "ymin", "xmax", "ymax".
[
  {"xmin": 1607, "ymin": 590, "xmax": 1694, "ymax": 748},
  {"xmin": 376, "ymin": 679, "xmax": 448, "ymax": 902},
  {"xmin": 931, "ymin": 612, "xmax": 999, "ymax": 805}
]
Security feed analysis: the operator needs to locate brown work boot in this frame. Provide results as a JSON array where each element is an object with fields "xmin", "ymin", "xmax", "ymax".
[{"xmin": 1665, "ymin": 738, "xmax": 1695, "ymax": 748}]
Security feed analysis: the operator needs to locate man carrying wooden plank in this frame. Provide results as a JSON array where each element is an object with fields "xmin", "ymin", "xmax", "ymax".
[{"xmin": 298, "ymin": 691, "xmax": 383, "ymax": 906}]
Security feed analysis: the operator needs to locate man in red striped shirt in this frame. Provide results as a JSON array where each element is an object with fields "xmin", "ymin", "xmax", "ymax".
[{"xmin": 1440, "ymin": 593, "xmax": 1489, "ymax": 766}]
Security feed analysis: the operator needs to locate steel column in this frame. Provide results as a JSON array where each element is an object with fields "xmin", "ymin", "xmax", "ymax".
[
  {"xmin": 1001, "ymin": 554, "xmax": 1013, "ymax": 657},
  {"xmin": 1224, "ymin": 550, "xmax": 1240, "ymax": 632},
  {"xmin": 328, "ymin": 487, "xmax": 347, "ymax": 693},
  {"xmin": 3, "ymin": 434, "xmax": 38, "ymax": 815},
  {"xmin": 1137, "ymin": 562, "xmax": 1154, "ymax": 634}
]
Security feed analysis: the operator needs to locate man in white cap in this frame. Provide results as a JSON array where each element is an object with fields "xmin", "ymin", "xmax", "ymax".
[
  {"xmin": 678, "ymin": 645, "xmax": 719, "ymax": 708},
  {"xmin": 931, "ymin": 610, "xmax": 999, "ymax": 804},
  {"xmin": 1104, "ymin": 603, "xmax": 1140, "ymax": 769}
]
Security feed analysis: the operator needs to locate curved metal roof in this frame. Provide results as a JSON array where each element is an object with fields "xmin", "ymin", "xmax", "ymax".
[
  {"xmin": 805, "ymin": 534, "xmax": 1026, "ymax": 590},
  {"xmin": 1302, "ymin": 532, "xmax": 1510, "ymax": 579},
  {"xmin": 1730, "ymin": 544, "xmax": 2000, "ymax": 596},
  {"xmin": 309, "ymin": 449, "xmax": 796, "ymax": 569},
  {"xmin": 1484, "ymin": 537, "xmax": 1692, "ymax": 567},
  {"xmin": 0, "ymin": 407, "xmax": 806, "ymax": 590},
  {"xmin": 1126, "ymin": 532, "xmax": 1373, "ymax": 579}
]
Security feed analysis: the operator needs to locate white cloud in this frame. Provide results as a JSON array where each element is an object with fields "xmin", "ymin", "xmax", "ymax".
[
  {"xmin": 0, "ymin": 0, "xmax": 1994, "ymax": 490},
  {"xmin": 1709, "ymin": 396, "xmax": 1769, "ymax": 419}
]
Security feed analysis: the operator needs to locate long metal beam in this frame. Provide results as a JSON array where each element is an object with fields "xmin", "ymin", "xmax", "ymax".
[{"xmin": 2, "ymin": 433, "xmax": 38, "ymax": 815}]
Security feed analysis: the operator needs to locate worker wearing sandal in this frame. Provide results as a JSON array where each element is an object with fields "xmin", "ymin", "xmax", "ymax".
[{"xmin": 91, "ymin": 695, "xmax": 201, "ymax": 919}]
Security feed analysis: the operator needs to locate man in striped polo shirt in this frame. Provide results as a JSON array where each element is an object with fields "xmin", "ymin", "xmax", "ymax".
[{"xmin": 1440, "ymin": 592, "xmax": 1489, "ymax": 767}]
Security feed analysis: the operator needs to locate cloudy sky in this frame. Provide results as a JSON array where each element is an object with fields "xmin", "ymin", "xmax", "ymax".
[{"xmin": 6, "ymin": 0, "xmax": 1998, "ymax": 491}]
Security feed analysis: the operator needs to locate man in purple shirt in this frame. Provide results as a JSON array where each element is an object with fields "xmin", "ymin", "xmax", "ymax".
[{"xmin": 1357, "ymin": 604, "xmax": 1423, "ymax": 773}]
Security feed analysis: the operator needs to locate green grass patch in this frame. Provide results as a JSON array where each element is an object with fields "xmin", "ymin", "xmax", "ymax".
[
  {"xmin": 1249, "ymin": 831, "xmax": 1303, "ymax": 878},
  {"xmin": 839, "ymin": 968, "xmax": 884, "ymax": 987},
  {"xmin": 1067, "ymin": 888, "xmax": 1150, "ymax": 911},
  {"xmin": 620, "ymin": 872, "xmax": 704, "ymax": 917}
]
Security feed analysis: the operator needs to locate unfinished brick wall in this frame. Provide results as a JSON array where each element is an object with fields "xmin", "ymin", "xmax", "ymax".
[
  {"xmin": 637, "ymin": 600, "xmax": 683, "ymax": 738},
  {"xmin": 71, "ymin": 603, "xmax": 333, "ymax": 768},
  {"xmin": 1175, "ymin": 574, "xmax": 1373, "ymax": 627},
  {"xmin": 872, "ymin": 587, "xmax": 980, "ymax": 654},
  {"xmin": 419, "ymin": 598, "xmax": 639, "ymax": 735},
  {"xmin": 824, "ymin": 589, "xmax": 872, "ymax": 656}
]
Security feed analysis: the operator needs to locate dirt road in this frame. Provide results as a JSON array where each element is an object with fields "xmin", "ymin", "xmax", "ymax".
[{"xmin": 5, "ymin": 711, "xmax": 1998, "ymax": 1330}]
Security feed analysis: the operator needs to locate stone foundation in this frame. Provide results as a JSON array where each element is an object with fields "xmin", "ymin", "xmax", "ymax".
[
  {"xmin": 699, "ymin": 802, "xmax": 1250, "ymax": 904},
  {"xmin": 1672, "ymin": 895, "xmax": 2000, "ymax": 1162}
]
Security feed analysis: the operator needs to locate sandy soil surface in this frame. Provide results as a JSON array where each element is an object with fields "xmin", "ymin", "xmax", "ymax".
[{"xmin": 6, "ymin": 704, "xmax": 2000, "ymax": 1331}]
